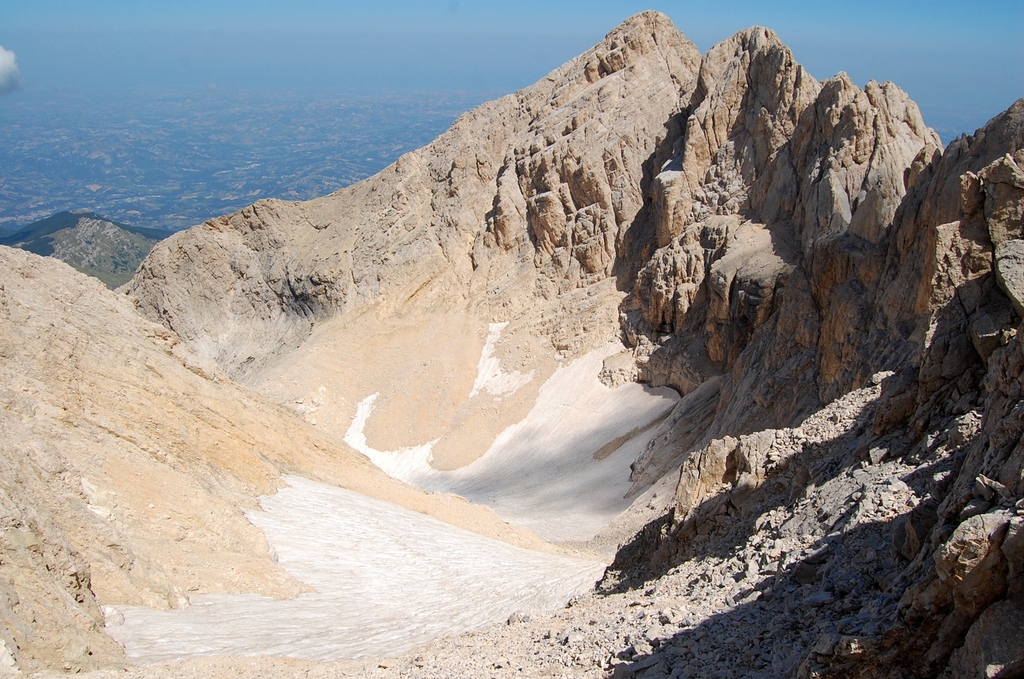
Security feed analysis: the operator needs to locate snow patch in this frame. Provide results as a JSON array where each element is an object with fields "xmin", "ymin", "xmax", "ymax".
[
  {"xmin": 107, "ymin": 476, "xmax": 602, "ymax": 665},
  {"xmin": 468, "ymin": 322, "xmax": 533, "ymax": 398},
  {"xmin": 353, "ymin": 343, "xmax": 680, "ymax": 542},
  {"xmin": 343, "ymin": 392, "xmax": 439, "ymax": 480}
]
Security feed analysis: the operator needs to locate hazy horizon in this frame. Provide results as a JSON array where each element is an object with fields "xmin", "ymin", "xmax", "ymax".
[{"xmin": 2, "ymin": 2, "xmax": 1021, "ymax": 139}]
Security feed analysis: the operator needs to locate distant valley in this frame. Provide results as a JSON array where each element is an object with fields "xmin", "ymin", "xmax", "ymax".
[{"xmin": 0, "ymin": 87, "xmax": 491, "ymax": 287}]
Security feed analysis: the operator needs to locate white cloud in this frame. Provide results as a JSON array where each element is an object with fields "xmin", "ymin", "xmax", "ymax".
[{"xmin": 0, "ymin": 45, "xmax": 23, "ymax": 94}]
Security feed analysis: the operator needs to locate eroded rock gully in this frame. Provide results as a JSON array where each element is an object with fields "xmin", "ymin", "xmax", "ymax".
[{"xmin": 2, "ymin": 10, "xmax": 1023, "ymax": 678}]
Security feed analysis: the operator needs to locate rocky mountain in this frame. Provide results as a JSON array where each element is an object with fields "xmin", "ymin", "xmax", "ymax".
[
  {"xmin": 1, "ymin": 10, "xmax": 1022, "ymax": 678},
  {"xmin": 0, "ymin": 211, "xmax": 170, "ymax": 288}
]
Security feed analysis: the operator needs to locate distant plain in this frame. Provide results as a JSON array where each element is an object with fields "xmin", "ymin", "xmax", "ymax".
[{"xmin": 0, "ymin": 86, "xmax": 496, "ymax": 231}]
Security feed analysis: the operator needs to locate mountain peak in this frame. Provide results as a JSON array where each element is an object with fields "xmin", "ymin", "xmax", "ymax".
[{"xmin": 608, "ymin": 9, "xmax": 678, "ymax": 35}]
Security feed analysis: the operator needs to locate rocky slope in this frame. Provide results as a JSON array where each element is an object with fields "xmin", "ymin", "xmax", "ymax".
[
  {"xmin": 4, "ymin": 9, "xmax": 1023, "ymax": 678},
  {"xmin": 0, "ymin": 247, "xmax": 553, "ymax": 674}
]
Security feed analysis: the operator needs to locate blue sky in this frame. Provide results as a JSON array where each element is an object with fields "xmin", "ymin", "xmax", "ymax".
[{"xmin": 1, "ymin": 1, "xmax": 1021, "ymax": 138}]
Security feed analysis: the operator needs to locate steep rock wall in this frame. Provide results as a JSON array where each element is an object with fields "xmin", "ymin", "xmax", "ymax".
[
  {"xmin": 625, "ymin": 102, "xmax": 1024, "ymax": 678},
  {"xmin": 127, "ymin": 11, "xmax": 942, "ymax": 480},
  {"xmin": 627, "ymin": 43, "xmax": 939, "ymax": 483}
]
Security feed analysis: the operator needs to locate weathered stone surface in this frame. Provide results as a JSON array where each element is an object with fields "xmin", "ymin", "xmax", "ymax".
[
  {"xmin": 0, "ymin": 246, "xmax": 549, "ymax": 673},
  {"xmin": 995, "ymin": 239, "xmax": 1024, "ymax": 317},
  {"xmin": 980, "ymin": 153, "xmax": 1024, "ymax": 246},
  {"xmin": 673, "ymin": 436, "xmax": 738, "ymax": 526},
  {"xmin": 627, "ymin": 49, "xmax": 939, "ymax": 441},
  {"xmin": 658, "ymin": 27, "xmax": 818, "ymax": 243},
  {"xmin": 127, "ymin": 11, "xmax": 703, "ymax": 381},
  {"xmin": 933, "ymin": 512, "xmax": 1011, "ymax": 614},
  {"xmin": 648, "ymin": 100, "xmax": 1024, "ymax": 679},
  {"xmin": 946, "ymin": 595, "xmax": 1024, "ymax": 679}
]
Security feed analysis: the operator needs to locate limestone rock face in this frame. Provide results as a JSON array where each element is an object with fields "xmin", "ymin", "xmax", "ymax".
[
  {"xmin": 654, "ymin": 101, "xmax": 1024, "ymax": 677},
  {"xmin": 122, "ymin": 12, "xmax": 709, "ymax": 479},
  {"xmin": 627, "ymin": 43, "xmax": 939, "ymax": 450},
  {"xmin": 123, "ymin": 12, "xmax": 939, "ymax": 459},
  {"xmin": 655, "ymin": 27, "xmax": 818, "ymax": 247},
  {"xmin": 946, "ymin": 595, "xmax": 1024, "ymax": 679},
  {"xmin": 996, "ymin": 239, "xmax": 1024, "ymax": 317}
]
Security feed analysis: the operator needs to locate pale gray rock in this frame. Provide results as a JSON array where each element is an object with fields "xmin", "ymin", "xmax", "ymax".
[
  {"xmin": 945, "ymin": 595, "xmax": 1024, "ymax": 679},
  {"xmin": 995, "ymin": 239, "xmax": 1024, "ymax": 317},
  {"xmin": 127, "ymin": 10, "xmax": 703, "ymax": 380}
]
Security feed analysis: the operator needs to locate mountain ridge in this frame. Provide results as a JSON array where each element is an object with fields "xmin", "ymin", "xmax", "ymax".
[
  {"xmin": 0, "ymin": 211, "xmax": 171, "ymax": 245},
  {"xmin": 0, "ymin": 211, "xmax": 171, "ymax": 288}
]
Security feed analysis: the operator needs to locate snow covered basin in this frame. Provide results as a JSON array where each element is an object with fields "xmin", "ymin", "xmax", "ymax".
[{"xmin": 106, "ymin": 476, "xmax": 604, "ymax": 664}]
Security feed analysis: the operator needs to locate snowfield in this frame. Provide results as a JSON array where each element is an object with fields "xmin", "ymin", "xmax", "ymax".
[
  {"xmin": 106, "ymin": 476, "xmax": 604, "ymax": 664},
  {"xmin": 107, "ymin": 340, "xmax": 677, "ymax": 663},
  {"xmin": 347, "ymin": 343, "xmax": 680, "ymax": 541}
]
